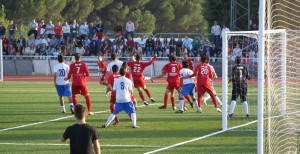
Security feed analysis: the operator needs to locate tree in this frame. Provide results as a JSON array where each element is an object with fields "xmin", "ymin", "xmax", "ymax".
[
  {"xmin": 44, "ymin": 0, "xmax": 67, "ymax": 22},
  {"xmin": 61, "ymin": 0, "xmax": 94, "ymax": 22},
  {"xmin": 127, "ymin": 10, "xmax": 156, "ymax": 33}
]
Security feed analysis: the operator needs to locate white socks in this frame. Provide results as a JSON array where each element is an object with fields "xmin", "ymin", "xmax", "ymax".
[
  {"xmin": 229, "ymin": 100, "xmax": 236, "ymax": 114},
  {"xmin": 179, "ymin": 99, "xmax": 184, "ymax": 111},
  {"xmin": 61, "ymin": 106, "xmax": 65, "ymax": 111},
  {"xmin": 131, "ymin": 113, "xmax": 137, "ymax": 126},
  {"xmin": 204, "ymin": 93, "xmax": 210, "ymax": 101},
  {"xmin": 215, "ymin": 96, "xmax": 223, "ymax": 106},
  {"xmin": 242, "ymin": 101, "xmax": 249, "ymax": 114},
  {"xmin": 105, "ymin": 114, "xmax": 116, "ymax": 126}
]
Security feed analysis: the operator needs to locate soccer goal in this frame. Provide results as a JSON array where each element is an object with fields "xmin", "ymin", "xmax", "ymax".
[{"xmin": 222, "ymin": 0, "xmax": 300, "ymax": 153}]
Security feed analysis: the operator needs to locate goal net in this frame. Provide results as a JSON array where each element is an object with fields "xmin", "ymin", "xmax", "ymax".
[{"xmin": 222, "ymin": 1, "xmax": 300, "ymax": 153}]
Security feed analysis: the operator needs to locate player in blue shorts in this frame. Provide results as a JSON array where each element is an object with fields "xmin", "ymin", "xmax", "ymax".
[
  {"xmin": 175, "ymin": 61, "xmax": 202, "ymax": 113},
  {"xmin": 53, "ymin": 55, "xmax": 74, "ymax": 113},
  {"xmin": 102, "ymin": 67, "xmax": 139, "ymax": 128}
]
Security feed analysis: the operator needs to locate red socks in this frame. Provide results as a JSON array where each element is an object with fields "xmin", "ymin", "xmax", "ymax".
[
  {"xmin": 85, "ymin": 96, "xmax": 92, "ymax": 112},
  {"xmin": 164, "ymin": 93, "xmax": 169, "ymax": 107},
  {"xmin": 171, "ymin": 97, "xmax": 175, "ymax": 107},
  {"xmin": 139, "ymin": 91, "xmax": 145, "ymax": 101},
  {"xmin": 144, "ymin": 89, "xmax": 152, "ymax": 98},
  {"xmin": 72, "ymin": 95, "xmax": 78, "ymax": 105}
]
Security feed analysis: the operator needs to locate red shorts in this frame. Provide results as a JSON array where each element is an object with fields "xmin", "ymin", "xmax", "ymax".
[
  {"xmin": 166, "ymin": 82, "xmax": 180, "ymax": 92},
  {"xmin": 133, "ymin": 78, "xmax": 145, "ymax": 88},
  {"xmin": 100, "ymin": 75, "xmax": 105, "ymax": 82},
  {"xmin": 72, "ymin": 85, "xmax": 89, "ymax": 96},
  {"xmin": 197, "ymin": 84, "xmax": 214, "ymax": 96}
]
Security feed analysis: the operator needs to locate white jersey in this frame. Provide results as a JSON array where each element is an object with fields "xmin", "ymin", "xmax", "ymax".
[
  {"xmin": 113, "ymin": 76, "xmax": 133, "ymax": 103},
  {"xmin": 209, "ymin": 64, "xmax": 216, "ymax": 82},
  {"xmin": 179, "ymin": 68, "xmax": 195, "ymax": 84},
  {"xmin": 107, "ymin": 60, "xmax": 123, "ymax": 73},
  {"xmin": 53, "ymin": 63, "xmax": 69, "ymax": 85}
]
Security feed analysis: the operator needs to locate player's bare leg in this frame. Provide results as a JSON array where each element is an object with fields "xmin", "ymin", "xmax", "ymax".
[
  {"xmin": 207, "ymin": 89, "xmax": 222, "ymax": 112},
  {"xmin": 59, "ymin": 96, "xmax": 66, "ymax": 113},
  {"xmin": 170, "ymin": 90, "xmax": 177, "ymax": 110},
  {"xmin": 142, "ymin": 86, "xmax": 155, "ymax": 103}
]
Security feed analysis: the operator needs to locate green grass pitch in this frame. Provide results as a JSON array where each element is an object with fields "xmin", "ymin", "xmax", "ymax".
[{"xmin": 0, "ymin": 81, "xmax": 257, "ymax": 154}]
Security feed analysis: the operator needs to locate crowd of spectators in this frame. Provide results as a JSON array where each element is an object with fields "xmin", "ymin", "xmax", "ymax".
[{"xmin": 1, "ymin": 18, "xmax": 258, "ymax": 62}]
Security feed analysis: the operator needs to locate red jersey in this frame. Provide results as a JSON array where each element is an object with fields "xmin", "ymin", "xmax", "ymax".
[
  {"xmin": 162, "ymin": 61, "xmax": 182, "ymax": 83},
  {"xmin": 107, "ymin": 72, "xmax": 120, "ymax": 96},
  {"xmin": 68, "ymin": 61, "xmax": 90, "ymax": 86},
  {"xmin": 125, "ymin": 72, "xmax": 133, "ymax": 80},
  {"xmin": 193, "ymin": 63, "xmax": 213, "ymax": 86},
  {"xmin": 98, "ymin": 61, "xmax": 107, "ymax": 74},
  {"xmin": 127, "ymin": 55, "xmax": 157, "ymax": 79},
  {"xmin": 54, "ymin": 25, "xmax": 62, "ymax": 35},
  {"xmin": 183, "ymin": 58, "xmax": 194, "ymax": 71},
  {"xmin": 126, "ymin": 40, "xmax": 135, "ymax": 48}
]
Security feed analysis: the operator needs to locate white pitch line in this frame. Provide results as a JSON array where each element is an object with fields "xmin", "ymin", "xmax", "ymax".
[
  {"xmin": 0, "ymin": 142, "xmax": 164, "ymax": 148},
  {"xmin": 144, "ymin": 120, "xmax": 257, "ymax": 154},
  {"xmin": 0, "ymin": 104, "xmax": 159, "ymax": 132}
]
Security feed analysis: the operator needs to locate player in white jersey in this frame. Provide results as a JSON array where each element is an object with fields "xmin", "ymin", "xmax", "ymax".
[
  {"xmin": 53, "ymin": 55, "xmax": 74, "ymax": 113},
  {"xmin": 106, "ymin": 53, "xmax": 123, "ymax": 74},
  {"xmin": 102, "ymin": 67, "xmax": 139, "ymax": 128},
  {"xmin": 175, "ymin": 61, "xmax": 201, "ymax": 113},
  {"xmin": 202, "ymin": 57, "xmax": 223, "ymax": 106}
]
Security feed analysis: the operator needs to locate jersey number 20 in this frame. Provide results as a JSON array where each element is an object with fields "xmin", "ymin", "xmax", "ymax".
[
  {"xmin": 58, "ymin": 69, "xmax": 65, "ymax": 77},
  {"xmin": 200, "ymin": 67, "xmax": 208, "ymax": 75}
]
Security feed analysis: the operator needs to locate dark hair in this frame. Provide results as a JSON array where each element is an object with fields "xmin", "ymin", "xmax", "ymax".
[
  {"xmin": 200, "ymin": 54, "xmax": 208, "ymax": 63},
  {"xmin": 235, "ymin": 56, "xmax": 241, "ymax": 64},
  {"xmin": 206, "ymin": 56, "xmax": 210, "ymax": 63},
  {"xmin": 111, "ymin": 53, "xmax": 117, "ymax": 60},
  {"xmin": 75, "ymin": 53, "xmax": 81, "ymax": 61},
  {"xmin": 182, "ymin": 61, "xmax": 189, "ymax": 68},
  {"xmin": 120, "ymin": 68, "xmax": 126, "ymax": 76},
  {"xmin": 112, "ymin": 65, "xmax": 119, "ymax": 73},
  {"xmin": 136, "ymin": 54, "xmax": 141, "ymax": 61},
  {"xmin": 122, "ymin": 61, "xmax": 128, "ymax": 69},
  {"xmin": 75, "ymin": 104, "xmax": 85, "ymax": 120},
  {"xmin": 58, "ymin": 55, "xmax": 64, "ymax": 63},
  {"xmin": 169, "ymin": 55, "xmax": 176, "ymax": 62}
]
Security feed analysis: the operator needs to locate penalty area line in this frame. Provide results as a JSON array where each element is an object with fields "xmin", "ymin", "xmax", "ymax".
[
  {"xmin": 0, "ymin": 142, "xmax": 164, "ymax": 148},
  {"xmin": 144, "ymin": 120, "xmax": 257, "ymax": 154},
  {"xmin": 0, "ymin": 104, "xmax": 159, "ymax": 132}
]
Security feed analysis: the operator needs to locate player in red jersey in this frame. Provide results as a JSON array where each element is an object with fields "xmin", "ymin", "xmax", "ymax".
[
  {"xmin": 127, "ymin": 54, "xmax": 157, "ymax": 105},
  {"xmin": 98, "ymin": 56, "xmax": 107, "ymax": 85},
  {"xmin": 106, "ymin": 64, "xmax": 121, "ymax": 125},
  {"xmin": 122, "ymin": 62, "xmax": 138, "ymax": 110},
  {"xmin": 189, "ymin": 54, "xmax": 222, "ymax": 113},
  {"xmin": 65, "ymin": 54, "xmax": 94, "ymax": 115},
  {"xmin": 151, "ymin": 55, "xmax": 191, "ymax": 110}
]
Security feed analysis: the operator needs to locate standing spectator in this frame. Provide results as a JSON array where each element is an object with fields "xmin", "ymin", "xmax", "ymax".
[
  {"xmin": 65, "ymin": 54, "xmax": 94, "ymax": 115},
  {"xmin": 182, "ymin": 35, "xmax": 192, "ymax": 55},
  {"xmin": 169, "ymin": 37, "xmax": 177, "ymax": 55},
  {"xmin": 176, "ymin": 38, "xmax": 183, "ymax": 57},
  {"xmin": 8, "ymin": 20, "xmax": 17, "ymax": 40},
  {"xmin": 54, "ymin": 21, "xmax": 63, "ymax": 39},
  {"xmin": 154, "ymin": 36, "xmax": 162, "ymax": 56},
  {"xmin": 61, "ymin": 104, "xmax": 100, "ymax": 154},
  {"xmin": 45, "ymin": 20, "xmax": 54, "ymax": 38},
  {"xmin": 0, "ymin": 23, "xmax": 5, "ymax": 39},
  {"xmin": 28, "ymin": 19, "xmax": 38, "ymax": 39},
  {"xmin": 114, "ymin": 21, "xmax": 123, "ymax": 39},
  {"xmin": 80, "ymin": 21, "xmax": 89, "ymax": 40},
  {"xmin": 38, "ymin": 19, "xmax": 46, "ymax": 38},
  {"xmin": 102, "ymin": 68, "xmax": 139, "ymax": 129},
  {"xmin": 88, "ymin": 22, "xmax": 95, "ymax": 41},
  {"xmin": 95, "ymin": 20, "xmax": 104, "ymax": 41},
  {"xmin": 228, "ymin": 56, "xmax": 251, "ymax": 119},
  {"xmin": 211, "ymin": 21, "xmax": 221, "ymax": 49},
  {"xmin": 70, "ymin": 19, "xmax": 79, "ymax": 39},
  {"xmin": 145, "ymin": 35, "xmax": 154, "ymax": 56},
  {"xmin": 162, "ymin": 37, "xmax": 169, "ymax": 53},
  {"xmin": 53, "ymin": 55, "xmax": 73, "ymax": 113},
  {"xmin": 125, "ymin": 19, "xmax": 134, "ymax": 40},
  {"xmin": 62, "ymin": 21, "xmax": 70, "ymax": 42},
  {"xmin": 192, "ymin": 36, "xmax": 201, "ymax": 57},
  {"xmin": 220, "ymin": 24, "xmax": 230, "ymax": 39}
]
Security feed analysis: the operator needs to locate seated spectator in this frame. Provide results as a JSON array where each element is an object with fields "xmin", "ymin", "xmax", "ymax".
[
  {"xmin": 8, "ymin": 44, "xmax": 16, "ymax": 55},
  {"xmin": 50, "ymin": 35, "xmax": 59, "ymax": 48},
  {"xmin": 35, "ymin": 45, "xmax": 41, "ymax": 57},
  {"xmin": 176, "ymin": 37, "xmax": 183, "ymax": 57},
  {"xmin": 199, "ymin": 44, "xmax": 205, "ymax": 55},
  {"xmin": 119, "ymin": 38, "xmax": 125, "ymax": 53},
  {"xmin": 182, "ymin": 35, "xmax": 192, "ymax": 55},
  {"xmin": 102, "ymin": 35, "xmax": 112, "ymax": 56},
  {"xmin": 3, "ymin": 43, "xmax": 9, "ymax": 55},
  {"xmin": 146, "ymin": 35, "xmax": 154, "ymax": 56},
  {"xmin": 34, "ymin": 35, "xmax": 42, "ymax": 46},
  {"xmin": 209, "ymin": 43, "xmax": 220, "ymax": 57},
  {"xmin": 42, "ymin": 35, "xmax": 50, "ymax": 47},
  {"xmin": 53, "ymin": 45, "xmax": 62, "ymax": 57},
  {"xmin": 89, "ymin": 40, "xmax": 99, "ymax": 56},
  {"xmin": 137, "ymin": 35, "xmax": 146, "ymax": 53},
  {"xmin": 248, "ymin": 49, "xmax": 255, "ymax": 62},
  {"xmin": 27, "ymin": 36, "xmax": 35, "ymax": 47},
  {"xmin": 243, "ymin": 53, "xmax": 250, "ymax": 63},
  {"xmin": 195, "ymin": 53, "xmax": 201, "ymax": 62},
  {"xmin": 230, "ymin": 37, "xmax": 240, "ymax": 48},
  {"xmin": 211, "ymin": 53, "xmax": 219, "ymax": 62},
  {"xmin": 40, "ymin": 43, "xmax": 48, "ymax": 56},
  {"xmin": 154, "ymin": 36, "xmax": 162, "ymax": 56},
  {"xmin": 113, "ymin": 36, "xmax": 120, "ymax": 53},
  {"xmin": 22, "ymin": 43, "xmax": 30, "ymax": 56},
  {"xmin": 202, "ymin": 37, "xmax": 211, "ymax": 52},
  {"xmin": 231, "ymin": 44, "xmax": 242, "ymax": 61},
  {"xmin": 243, "ymin": 37, "xmax": 250, "ymax": 49},
  {"xmin": 15, "ymin": 43, "xmax": 23, "ymax": 56},
  {"xmin": 162, "ymin": 37, "xmax": 168, "ymax": 53},
  {"xmin": 75, "ymin": 43, "xmax": 85, "ymax": 55},
  {"xmin": 126, "ymin": 37, "xmax": 135, "ymax": 55},
  {"xmin": 192, "ymin": 36, "xmax": 201, "ymax": 56},
  {"xmin": 2, "ymin": 35, "xmax": 10, "ymax": 46},
  {"xmin": 168, "ymin": 36, "xmax": 176, "ymax": 55}
]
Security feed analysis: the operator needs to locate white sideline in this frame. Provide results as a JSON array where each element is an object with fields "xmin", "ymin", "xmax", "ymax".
[
  {"xmin": 0, "ymin": 104, "xmax": 158, "ymax": 132},
  {"xmin": 0, "ymin": 142, "xmax": 164, "ymax": 148},
  {"xmin": 144, "ymin": 120, "xmax": 257, "ymax": 154}
]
